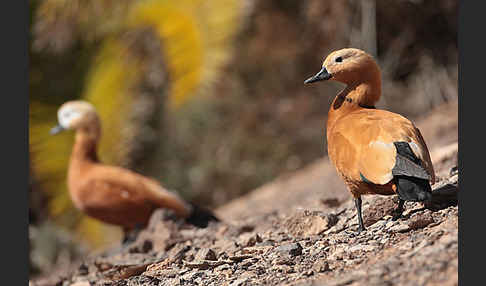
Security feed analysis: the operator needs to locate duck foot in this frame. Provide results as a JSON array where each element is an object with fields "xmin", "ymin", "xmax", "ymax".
[{"xmin": 344, "ymin": 226, "xmax": 366, "ymax": 238}]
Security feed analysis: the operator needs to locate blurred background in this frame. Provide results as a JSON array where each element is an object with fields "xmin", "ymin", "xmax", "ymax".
[{"xmin": 29, "ymin": 0, "xmax": 457, "ymax": 278}]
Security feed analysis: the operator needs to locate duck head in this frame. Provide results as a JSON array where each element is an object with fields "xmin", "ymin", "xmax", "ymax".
[
  {"xmin": 304, "ymin": 48, "xmax": 380, "ymax": 86},
  {"xmin": 50, "ymin": 100, "xmax": 99, "ymax": 135}
]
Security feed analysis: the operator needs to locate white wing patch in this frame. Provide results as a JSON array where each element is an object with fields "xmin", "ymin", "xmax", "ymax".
[{"xmin": 368, "ymin": 141, "xmax": 394, "ymax": 149}]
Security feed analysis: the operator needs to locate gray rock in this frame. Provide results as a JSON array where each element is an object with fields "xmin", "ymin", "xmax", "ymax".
[
  {"xmin": 196, "ymin": 248, "xmax": 218, "ymax": 261},
  {"xmin": 274, "ymin": 242, "xmax": 303, "ymax": 256}
]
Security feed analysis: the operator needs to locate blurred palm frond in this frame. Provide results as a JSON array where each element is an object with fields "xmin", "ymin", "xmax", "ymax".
[{"xmin": 126, "ymin": 0, "xmax": 242, "ymax": 107}]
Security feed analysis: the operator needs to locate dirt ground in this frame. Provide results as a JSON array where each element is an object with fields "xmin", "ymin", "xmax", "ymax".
[{"xmin": 30, "ymin": 100, "xmax": 458, "ymax": 286}]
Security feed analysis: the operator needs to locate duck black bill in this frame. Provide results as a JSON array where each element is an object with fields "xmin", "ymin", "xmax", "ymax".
[
  {"xmin": 50, "ymin": 124, "xmax": 65, "ymax": 135},
  {"xmin": 304, "ymin": 67, "xmax": 332, "ymax": 84}
]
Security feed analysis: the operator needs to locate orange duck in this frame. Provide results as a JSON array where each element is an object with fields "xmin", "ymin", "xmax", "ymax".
[
  {"xmin": 304, "ymin": 48, "xmax": 435, "ymax": 233},
  {"xmin": 50, "ymin": 100, "xmax": 218, "ymax": 239}
]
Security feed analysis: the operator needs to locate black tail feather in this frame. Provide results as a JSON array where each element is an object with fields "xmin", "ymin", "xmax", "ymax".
[
  {"xmin": 395, "ymin": 175, "xmax": 432, "ymax": 202},
  {"xmin": 185, "ymin": 203, "xmax": 220, "ymax": 228}
]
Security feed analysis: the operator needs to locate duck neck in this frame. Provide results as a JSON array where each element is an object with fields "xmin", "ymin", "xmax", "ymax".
[
  {"xmin": 70, "ymin": 122, "xmax": 101, "ymax": 165},
  {"xmin": 326, "ymin": 78, "xmax": 381, "ymax": 135}
]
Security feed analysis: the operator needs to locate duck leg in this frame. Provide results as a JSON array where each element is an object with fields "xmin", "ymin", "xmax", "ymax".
[
  {"xmin": 354, "ymin": 197, "xmax": 366, "ymax": 233},
  {"xmin": 122, "ymin": 223, "xmax": 144, "ymax": 245},
  {"xmin": 392, "ymin": 198, "xmax": 405, "ymax": 221}
]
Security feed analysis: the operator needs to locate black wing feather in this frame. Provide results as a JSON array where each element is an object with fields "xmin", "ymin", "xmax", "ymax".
[
  {"xmin": 392, "ymin": 142, "xmax": 432, "ymax": 202},
  {"xmin": 391, "ymin": 142, "xmax": 430, "ymax": 180}
]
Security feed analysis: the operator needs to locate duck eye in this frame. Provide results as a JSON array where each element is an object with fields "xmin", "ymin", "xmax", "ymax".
[{"xmin": 335, "ymin": 56, "xmax": 343, "ymax": 63}]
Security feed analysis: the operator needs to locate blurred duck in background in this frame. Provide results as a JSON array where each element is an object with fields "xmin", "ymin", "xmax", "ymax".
[
  {"xmin": 305, "ymin": 48, "xmax": 435, "ymax": 233},
  {"xmin": 50, "ymin": 100, "xmax": 219, "ymax": 241}
]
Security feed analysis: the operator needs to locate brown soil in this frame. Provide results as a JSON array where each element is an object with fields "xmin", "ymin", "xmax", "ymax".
[{"xmin": 30, "ymin": 100, "xmax": 458, "ymax": 286}]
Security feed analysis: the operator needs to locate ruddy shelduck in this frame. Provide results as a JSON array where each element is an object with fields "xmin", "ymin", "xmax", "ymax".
[
  {"xmin": 50, "ymin": 100, "xmax": 218, "ymax": 237},
  {"xmin": 305, "ymin": 48, "xmax": 435, "ymax": 233}
]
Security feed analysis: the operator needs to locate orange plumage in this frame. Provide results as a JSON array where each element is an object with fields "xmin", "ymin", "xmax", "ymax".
[
  {"xmin": 50, "ymin": 101, "xmax": 218, "ymax": 239},
  {"xmin": 305, "ymin": 48, "xmax": 435, "ymax": 232}
]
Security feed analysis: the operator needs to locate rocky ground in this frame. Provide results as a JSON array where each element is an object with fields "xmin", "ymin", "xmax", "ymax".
[{"xmin": 30, "ymin": 100, "xmax": 458, "ymax": 286}]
